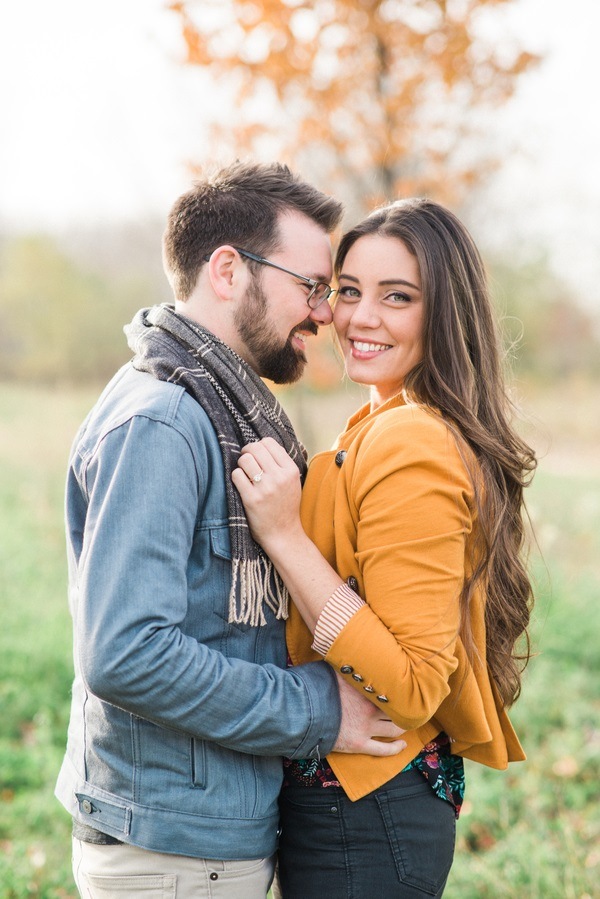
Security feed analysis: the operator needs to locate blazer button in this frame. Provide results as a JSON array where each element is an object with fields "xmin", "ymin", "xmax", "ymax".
[
  {"xmin": 346, "ymin": 576, "xmax": 359, "ymax": 592},
  {"xmin": 364, "ymin": 685, "xmax": 375, "ymax": 693},
  {"xmin": 335, "ymin": 450, "xmax": 347, "ymax": 467},
  {"xmin": 376, "ymin": 694, "xmax": 389, "ymax": 703},
  {"xmin": 340, "ymin": 665, "xmax": 354, "ymax": 674},
  {"xmin": 352, "ymin": 673, "xmax": 364, "ymax": 683}
]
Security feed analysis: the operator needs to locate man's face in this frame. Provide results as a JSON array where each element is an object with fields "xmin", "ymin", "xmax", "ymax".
[{"xmin": 234, "ymin": 211, "xmax": 334, "ymax": 384}]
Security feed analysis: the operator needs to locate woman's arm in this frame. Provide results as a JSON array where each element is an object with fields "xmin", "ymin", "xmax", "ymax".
[
  {"xmin": 233, "ymin": 416, "xmax": 474, "ymax": 732},
  {"xmin": 232, "ymin": 436, "xmax": 347, "ymax": 633}
]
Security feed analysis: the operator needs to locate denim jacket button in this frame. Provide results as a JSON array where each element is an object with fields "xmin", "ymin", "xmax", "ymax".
[{"xmin": 81, "ymin": 799, "xmax": 93, "ymax": 814}]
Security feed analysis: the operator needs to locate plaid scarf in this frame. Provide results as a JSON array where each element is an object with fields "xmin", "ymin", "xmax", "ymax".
[{"xmin": 125, "ymin": 304, "xmax": 307, "ymax": 626}]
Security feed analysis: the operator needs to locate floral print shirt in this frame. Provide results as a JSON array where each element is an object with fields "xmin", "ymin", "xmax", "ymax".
[{"xmin": 283, "ymin": 731, "xmax": 465, "ymax": 819}]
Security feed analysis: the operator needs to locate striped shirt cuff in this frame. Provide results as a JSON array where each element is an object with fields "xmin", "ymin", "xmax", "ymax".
[{"xmin": 311, "ymin": 583, "xmax": 366, "ymax": 656}]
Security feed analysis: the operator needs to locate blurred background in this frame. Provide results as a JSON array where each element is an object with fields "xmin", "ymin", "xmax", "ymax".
[{"xmin": 0, "ymin": 1, "xmax": 598, "ymax": 896}]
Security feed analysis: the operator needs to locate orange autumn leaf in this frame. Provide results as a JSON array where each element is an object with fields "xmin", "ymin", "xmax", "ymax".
[{"xmin": 167, "ymin": 0, "xmax": 539, "ymax": 210}]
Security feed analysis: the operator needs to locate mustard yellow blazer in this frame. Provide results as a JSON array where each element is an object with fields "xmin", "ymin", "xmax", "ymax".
[{"xmin": 287, "ymin": 395, "xmax": 525, "ymax": 801}]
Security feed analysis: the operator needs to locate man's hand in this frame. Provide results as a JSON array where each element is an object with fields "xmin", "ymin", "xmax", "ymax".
[{"xmin": 333, "ymin": 672, "xmax": 406, "ymax": 756}]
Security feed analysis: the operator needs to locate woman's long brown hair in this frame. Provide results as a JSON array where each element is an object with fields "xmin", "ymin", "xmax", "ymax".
[{"xmin": 335, "ymin": 199, "xmax": 536, "ymax": 707}]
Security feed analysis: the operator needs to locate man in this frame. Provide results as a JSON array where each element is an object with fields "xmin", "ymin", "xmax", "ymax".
[{"xmin": 56, "ymin": 161, "xmax": 405, "ymax": 897}]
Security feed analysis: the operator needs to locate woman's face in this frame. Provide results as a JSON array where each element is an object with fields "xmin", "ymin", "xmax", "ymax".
[{"xmin": 334, "ymin": 234, "xmax": 424, "ymax": 409}]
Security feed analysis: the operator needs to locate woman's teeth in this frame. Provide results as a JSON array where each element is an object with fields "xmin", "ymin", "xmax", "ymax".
[{"xmin": 352, "ymin": 341, "xmax": 391, "ymax": 353}]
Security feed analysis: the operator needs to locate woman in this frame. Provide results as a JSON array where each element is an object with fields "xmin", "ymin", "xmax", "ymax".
[{"xmin": 233, "ymin": 198, "xmax": 536, "ymax": 898}]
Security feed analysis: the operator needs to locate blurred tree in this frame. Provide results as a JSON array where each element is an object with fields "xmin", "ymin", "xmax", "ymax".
[
  {"xmin": 167, "ymin": 0, "xmax": 538, "ymax": 210},
  {"xmin": 0, "ymin": 235, "xmax": 158, "ymax": 383},
  {"xmin": 490, "ymin": 254, "xmax": 600, "ymax": 382}
]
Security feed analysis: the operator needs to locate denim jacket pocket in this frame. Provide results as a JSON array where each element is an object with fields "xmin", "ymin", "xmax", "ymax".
[
  {"xmin": 206, "ymin": 525, "xmax": 254, "ymax": 634},
  {"xmin": 209, "ymin": 526, "xmax": 231, "ymax": 560},
  {"xmin": 185, "ymin": 523, "xmax": 240, "ymax": 636},
  {"xmin": 191, "ymin": 738, "xmax": 206, "ymax": 788}
]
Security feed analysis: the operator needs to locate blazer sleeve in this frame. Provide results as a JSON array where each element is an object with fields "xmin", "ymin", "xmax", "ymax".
[{"xmin": 324, "ymin": 409, "xmax": 476, "ymax": 731}]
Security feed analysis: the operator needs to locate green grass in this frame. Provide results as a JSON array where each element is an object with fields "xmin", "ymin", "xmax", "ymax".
[
  {"xmin": 0, "ymin": 383, "xmax": 598, "ymax": 898},
  {"xmin": 443, "ymin": 464, "xmax": 600, "ymax": 899},
  {"xmin": 0, "ymin": 385, "xmax": 96, "ymax": 897}
]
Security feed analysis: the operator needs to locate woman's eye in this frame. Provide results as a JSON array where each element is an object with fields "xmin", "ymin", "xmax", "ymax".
[
  {"xmin": 337, "ymin": 286, "xmax": 360, "ymax": 301},
  {"xmin": 384, "ymin": 291, "xmax": 411, "ymax": 305}
]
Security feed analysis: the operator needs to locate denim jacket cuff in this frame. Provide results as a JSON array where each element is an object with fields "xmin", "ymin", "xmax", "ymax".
[{"xmin": 286, "ymin": 661, "xmax": 341, "ymax": 759}]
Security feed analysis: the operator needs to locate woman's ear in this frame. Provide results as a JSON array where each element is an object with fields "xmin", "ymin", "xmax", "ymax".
[{"xmin": 206, "ymin": 246, "xmax": 248, "ymax": 301}]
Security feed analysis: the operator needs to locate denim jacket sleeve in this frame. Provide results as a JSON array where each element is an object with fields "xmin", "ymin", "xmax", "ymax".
[{"xmin": 68, "ymin": 407, "xmax": 340, "ymax": 760}]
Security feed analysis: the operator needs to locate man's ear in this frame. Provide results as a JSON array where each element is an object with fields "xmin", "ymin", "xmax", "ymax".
[{"xmin": 206, "ymin": 246, "xmax": 248, "ymax": 301}]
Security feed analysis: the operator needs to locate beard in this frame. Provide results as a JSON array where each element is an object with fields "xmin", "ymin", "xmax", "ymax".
[{"xmin": 234, "ymin": 276, "xmax": 317, "ymax": 384}]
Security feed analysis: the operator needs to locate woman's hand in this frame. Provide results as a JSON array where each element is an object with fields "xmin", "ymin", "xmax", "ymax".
[
  {"xmin": 234, "ymin": 437, "xmax": 346, "ymax": 632},
  {"xmin": 232, "ymin": 436, "xmax": 305, "ymax": 554}
]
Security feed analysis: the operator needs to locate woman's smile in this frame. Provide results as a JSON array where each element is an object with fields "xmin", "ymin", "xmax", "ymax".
[{"xmin": 349, "ymin": 339, "xmax": 393, "ymax": 357}]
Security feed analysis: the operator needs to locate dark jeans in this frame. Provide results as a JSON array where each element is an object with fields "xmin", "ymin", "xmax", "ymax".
[{"xmin": 277, "ymin": 769, "xmax": 456, "ymax": 898}]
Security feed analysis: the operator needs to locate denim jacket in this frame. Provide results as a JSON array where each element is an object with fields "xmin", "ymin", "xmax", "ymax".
[{"xmin": 55, "ymin": 364, "xmax": 341, "ymax": 860}]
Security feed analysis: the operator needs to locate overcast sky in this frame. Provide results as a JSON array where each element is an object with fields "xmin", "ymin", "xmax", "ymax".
[{"xmin": 1, "ymin": 0, "xmax": 598, "ymax": 309}]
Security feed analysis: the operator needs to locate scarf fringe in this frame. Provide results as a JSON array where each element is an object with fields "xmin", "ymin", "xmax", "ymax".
[{"xmin": 229, "ymin": 557, "xmax": 289, "ymax": 626}]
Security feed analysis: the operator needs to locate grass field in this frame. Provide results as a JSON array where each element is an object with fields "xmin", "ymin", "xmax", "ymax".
[{"xmin": 0, "ymin": 382, "xmax": 598, "ymax": 898}]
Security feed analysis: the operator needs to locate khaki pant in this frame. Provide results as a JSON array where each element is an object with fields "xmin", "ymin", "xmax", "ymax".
[{"xmin": 72, "ymin": 838, "xmax": 275, "ymax": 899}]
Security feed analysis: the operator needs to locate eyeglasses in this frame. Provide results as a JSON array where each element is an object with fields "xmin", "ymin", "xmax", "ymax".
[{"xmin": 235, "ymin": 248, "xmax": 333, "ymax": 309}]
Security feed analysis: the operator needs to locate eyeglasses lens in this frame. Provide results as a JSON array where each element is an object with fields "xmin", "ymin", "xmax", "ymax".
[{"xmin": 308, "ymin": 283, "xmax": 332, "ymax": 309}]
